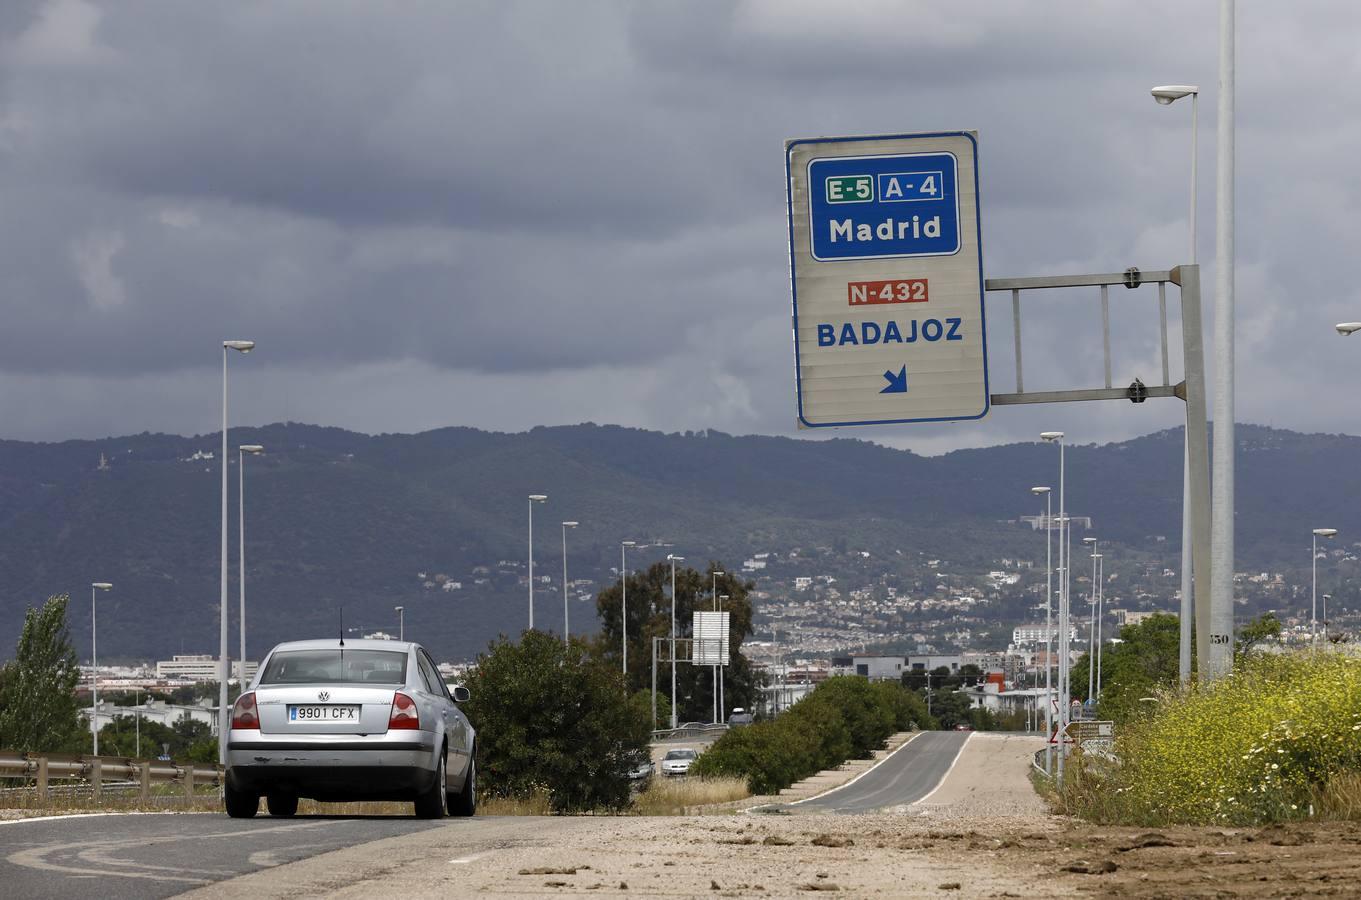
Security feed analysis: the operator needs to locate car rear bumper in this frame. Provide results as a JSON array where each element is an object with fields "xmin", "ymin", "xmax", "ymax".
[{"xmin": 226, "ymin": 732, "xmax": 439, "ymax": 801}]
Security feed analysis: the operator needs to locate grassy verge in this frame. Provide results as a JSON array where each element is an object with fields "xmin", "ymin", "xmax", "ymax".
[
  {"xmin": 629, "ymin": 776, "xmax": 749, "ymax": 814},
  {"xmin": 1059, "ymin": 650, "xmax": 1361, "ymax": 826}
]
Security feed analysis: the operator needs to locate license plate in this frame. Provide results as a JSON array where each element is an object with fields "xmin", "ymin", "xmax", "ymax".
[{"xmin": 288, "ymin": 704, "xmax": 360, "ymax": 722}]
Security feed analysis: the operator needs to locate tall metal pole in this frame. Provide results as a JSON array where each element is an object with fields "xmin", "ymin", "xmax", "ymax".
[
  {"xmin": 219, "ymin": 347, "xmax": 229, "ymax": 762},
  {"xmin": 528, "ymin": 499, "xmax": 535, "ymax": 630},
  {"xmin": 1312, "ymin": 530, "xmax": 1318, "ymax": 647},
  {"xmin": 91, "ymin": 585, "xmax": 98, "ymax": 756},
  {"xmin": 668, "ymin": 554, "xmax": 683, "ymax": 729},
  {"xmin": 718, "ymin": 595, "xmax": 728, "ymax": 723},
  {"xmin": 1057, "ymin": 440, "xmax": 1068, "ymax": 784},
  {"xmin": 561, "ymin": 522, "xmax": 577, "ymax": 642},
  {"xmin": 1086, "ymin": 539, "xmax": 1098, "ymax": 701},
  {"xmin": 1095, "ymin": 554, "xmax": 1105, "ymax": 698},
  {"xmin": 396, "ymin": 606, "xmax": 404, "ymax": 641},
  {"xmin": 711, "ymin": 571, "xmax": 723, "ymax": 725},
  {"xmin": 620, "ymin": 541, "xmax": 634, "ymax": 677},
  {"xmin": 1209, "ymin": 0, "xmax": 1236, "ymax": 680},
  {"xmin": 238, "ymin": 448, "xmax": 246, "ymax": 676},
  {"xmin": 1044, "ymin": 491, "xmax": 1053, "ymax": 773}
]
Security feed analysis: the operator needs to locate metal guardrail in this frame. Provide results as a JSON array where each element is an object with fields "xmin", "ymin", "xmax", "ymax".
[
  {"xmin": 0, "ymin": 749, "xmax": 222, "ymax": 802},
  {"xmin": 651, "ymin": 724, "xmax": 729, "ymax": 742}
]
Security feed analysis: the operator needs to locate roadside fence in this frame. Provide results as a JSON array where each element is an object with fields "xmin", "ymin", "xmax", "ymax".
[{"xmin": 0, "ymin": 749, "xmax": 222, "ymax": 803}]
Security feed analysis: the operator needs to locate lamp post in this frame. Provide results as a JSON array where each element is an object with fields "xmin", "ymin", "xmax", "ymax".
[
  {"xmin": 620, "ymin": 540, "xmax": 636, "ymax": 677},
  {"xmin": 527, "ymin": 494, "xmax": 547, "ymax": 629},
  {"xmin": 1030, "ymin": 485, "xmax": 1053, "ymax": 773},
  {"xmin": 395, "ymin": 605, "xmax": 404, "ymax": 641},
  {"xmin": 238, "ymin": 444, "xmax": 263, "ymax": 674},
  {"xmin": 1083, "ymin": 537, "xmax": 1098, "ymax": 702},
  {"xmin": 1093, "ymin": 553, "xmax": 1105, "ymax": 699},
  {"xmin": 710, "ymin": 570, "xmax": 725, "ymax": 724},
  {"xmin": 1041, "ymin": 431, "xmax": 1068, "ymax": 783},
  {"xmin": 1312, "ymin": 528, "xmax": 1338, "ymax": 647},
  {"xmin": 219, "ymin": 339, "xmax": 255, "ymax": 764},
  {"xmin": 667, "ymin": 553, "xmax": 684, "ymax": 729},
  {"xmin": 718, "ymin": 593, "xmax": 730, "ymax": 723},
  {"xmin": 1151, "ymin": 83, "xmax": 1200, "ymax": 686},
  {"xmin": 561, "ymin": 521, "xmax": 578, "ymax": 643},
  {"xmin": 90, "ymin": 582, "xmax": 112, "ymax": 755}
]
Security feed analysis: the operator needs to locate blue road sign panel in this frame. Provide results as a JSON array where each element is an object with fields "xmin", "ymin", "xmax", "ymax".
[
  {"xmin": 808, "ymin": 152, "xmax": 960, "ymax": 261},
  {"xmin": 785, "ymin": 132, "xmax": 988, "ymax": 428}
]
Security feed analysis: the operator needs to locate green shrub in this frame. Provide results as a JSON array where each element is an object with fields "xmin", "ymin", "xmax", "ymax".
[
  {"xmin": 692, "ymin": 676, "xmax": 919, "ymax": 795},
  {"xmin": 1062, "ymin": 651, "xmax": 1361, "ymax": 825}
]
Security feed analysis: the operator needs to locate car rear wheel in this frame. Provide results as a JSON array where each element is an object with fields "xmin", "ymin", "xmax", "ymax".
[
  {"xmin": 267, "ymin": 793, "xmax": 298, "ymax": 817},
  {"xmin": 414, "ymin": 748, "xmax": 447, "ymax": 819},
  {"xmin": 224, "ymin": 780, "xmax": 259, "ymax": 818},
  {"xmin": 449, "ymin": 757, "xmax": 476, "ymax": 817}
]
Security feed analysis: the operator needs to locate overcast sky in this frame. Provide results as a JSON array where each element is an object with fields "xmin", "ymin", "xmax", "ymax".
[{"xmin": 1, "ymin": 1, "xmax": 1358, "ymax": 454}]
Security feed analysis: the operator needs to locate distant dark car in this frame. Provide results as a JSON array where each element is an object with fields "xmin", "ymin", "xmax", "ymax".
[{"xmin": 728, "ymin": 708, "xmax": 754, "ymax": 726}]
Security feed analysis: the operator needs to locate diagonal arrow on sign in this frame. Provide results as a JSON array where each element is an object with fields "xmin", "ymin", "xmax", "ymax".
[{"xmin": 880, "ymin": 365, "xmax": 908, "ymax": 394}]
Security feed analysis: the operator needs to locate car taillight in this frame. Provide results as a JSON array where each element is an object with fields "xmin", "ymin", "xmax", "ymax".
[
  {"xmin": 231, "ymin": 692, "xmax": 259, "ymax": 730},
  {"xmin": 388, "ymin": 691, "xmax": 419, "ymax": 730}
]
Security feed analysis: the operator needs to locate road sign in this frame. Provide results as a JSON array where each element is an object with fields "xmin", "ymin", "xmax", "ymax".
[
  {"xmin": 786, "ymin": 131, "xmax": 988, "ymax": 427},
  {"xmin": 692, "ymin": 611, "xmax": 730, "ymax": 666},
  {"xmin": 1064, "ymin": 720, "xmax": 1114, "ymax": 742}
]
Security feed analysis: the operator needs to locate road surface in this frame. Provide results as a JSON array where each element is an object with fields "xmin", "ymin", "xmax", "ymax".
[
  {"xmin": 0, "ymin": 812, "xmax": 444, "ymax": 900},
  {"xmin": 791, "ymin": 729, "xmax": 970, "ymax": 813}
]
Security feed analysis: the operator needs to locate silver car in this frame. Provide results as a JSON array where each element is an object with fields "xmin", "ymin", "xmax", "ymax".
[
  {"xmin": 224, "ymin": 639, "xmax": 476, "ymax": 819},
  {"xmin": 660, "ymin": 747, "xmax": 698, "ymax": 777}
]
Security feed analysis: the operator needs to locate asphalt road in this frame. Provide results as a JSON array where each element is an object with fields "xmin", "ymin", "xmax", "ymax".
[
  {"xmin": 793, "ymin": 730, "xmax": 971, "ymax": 814},
  {"xmin": 0, "ymin": 812, "xmax": 446, "ymax": 900}
]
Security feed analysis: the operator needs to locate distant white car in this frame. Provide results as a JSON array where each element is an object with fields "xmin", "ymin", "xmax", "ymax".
[{"xmin": 660, "ymin": 747, "xmax": 698, "ymax": 777}]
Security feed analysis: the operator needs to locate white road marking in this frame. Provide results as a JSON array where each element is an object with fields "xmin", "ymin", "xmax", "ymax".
[
  {"xmin": 907, "ymin": 732, "xmax": 973, "ymax": 807},
  {"xmin": 784, "ymin": 733, "xmax": 923, "ymax": 807}
]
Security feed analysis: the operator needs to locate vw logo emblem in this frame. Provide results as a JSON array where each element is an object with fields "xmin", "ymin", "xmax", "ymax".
[{"xmin": 318, "ymin": 690, "xmax": 330, "ymax": 702}]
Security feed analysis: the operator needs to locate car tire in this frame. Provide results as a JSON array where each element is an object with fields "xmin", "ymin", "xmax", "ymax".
[
  {"xmin": 449, "ymin": 757, "xmax": 476, "ymax": 818},
  {"xmin": 414, "ymin": 748, "xmax": 448, "ymax": 819},
  {"xmin": 267, "ymin": 793, "xmax": 298, "ymax": 817},
  {"xmin": 224, "ymin": 779, "xmax": 259, "ymax": 818}
]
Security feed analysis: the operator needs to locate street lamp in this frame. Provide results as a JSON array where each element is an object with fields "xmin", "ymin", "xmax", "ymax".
[
  {"xmin": 1083, "ymin": 537, "xmax": 1098, "ymax": 701},
  {"xmin": 667, "ymin": 553, "xmax": 685, "ymax": 729},
  {"xmin": 710, "ymin": 570, "xmax": 725, "ymax": 724},
  {"xmin": 238, "ymin": 444, "xmax": 263, "ymax": 675},
  {"xmin": 1093, "ymin": 553, "xmax": 1105, "ymax": 699},
  {"xmin": 1312, "ymin": 528, "xmax": 1338, "ymax": 647},
  {"xmin": 1151, "ymin": 82, "xmax": 1201, "ymax": 688},
  {"xmin": 527, "ymin": 494, "xmax": 547, "ymax": 629},
  {"xmin": 620, "ymin": 540, "xmax": 636, "ymax": 677},
  {"xmin": 1040, "ymin": 431, "xmax": 1069, "ymax": 784},
  {"xmin": 1336, "ymin": 323, "xmax": 1361, "ymax": 336},
  {"xmin": 395, "ymin": 605, "xmax": 404, "ymax": 641},
  {"xmin": 1030, "ymin": 485, "xmax": 1053, "ymax": 772},
  {"xmin": 561, "ymin": 521, "xmax": 578, "ymax": 643},
  {"xmin": 220, "ymin": 339, "xmax": 255, "ymax": 765},
  {"xmin": 718, "ymin": 594, "xmax": 730, "ymax": 722},
  {"xmin": 90, "ymin": 582, "xmax": 112, "ymax": 756}
]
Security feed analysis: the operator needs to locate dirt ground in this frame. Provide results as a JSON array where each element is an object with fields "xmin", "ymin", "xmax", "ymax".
[{"xmin": 167, "ymin": 734, "xmax": 1361, "ymax": 898}]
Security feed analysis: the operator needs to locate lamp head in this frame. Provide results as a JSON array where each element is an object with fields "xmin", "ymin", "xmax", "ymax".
[
  {"xmin": 223, "ymin": 340, "xmax": 255, "ymax": 353},
  {"xmin": 92, "ymin": 582, "xmax": 113, "ymax": 590},
  {"xmin": 239, "ymin": 444, "xmax": 264, "ymax": 454},
  {"xmin": 1083, "ymin": 537, "xmax": 1096, "ymax": 545},
  {"xmin": 563, "ymin": 521, "xmax": 578, "ymax": 528},
  {"xmin": 528, "ymin": 494, "xmax": 547, "ymax": 502},
  {"xmin": 1151, "ymin": 85, "xmax": 1199, "ymax": 104},
  {"xmin": 395, "ymin": 605, "xmax": 403, "ymax": 612},
  {"xmin": 1314, "ymin": 528, "xmax": 1339, "ymax": 538},
  {"xmin": 720, "ymin": 594, "xmax": 730, "ymax": 600},
  {"xmin": 622, "ymin": 540, "xmax": 636, "ymax": 547},
  {"xmin": 1040, "ymin": 431, "xmax": 1064, "ymax": 442},
  {"xmin": 1336, "ymin": 322, "xmax": 1361, "ymax": 336},
  {"xmin": 1030, "ymin": 486, "xmax": 1051, "ymax": 495}
]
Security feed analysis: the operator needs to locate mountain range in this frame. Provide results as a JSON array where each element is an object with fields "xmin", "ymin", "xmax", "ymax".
[{"xmin": 1, "ymin": 421, "xmax": 1358, "ymax": 663}]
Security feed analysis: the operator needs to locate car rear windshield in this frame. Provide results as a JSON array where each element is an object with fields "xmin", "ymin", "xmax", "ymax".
[
  {"xmin": 665, "ymin": 749, "xmax": 696, "ymax": 760},
  {"xmin": 259, "ymin": 649, "xmax": 408, "ymax": 685}
]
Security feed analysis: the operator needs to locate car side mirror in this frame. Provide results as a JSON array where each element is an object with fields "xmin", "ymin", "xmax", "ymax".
[{"xmin": 452, "ymin": 686, "xmax": 470, "ymax": 703}]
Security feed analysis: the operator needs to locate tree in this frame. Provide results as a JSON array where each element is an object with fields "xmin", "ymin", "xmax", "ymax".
[
  {"xmin": 593, "ymin": 561, "xmax": 759, "ymax": 723},
  {"xmin": 464, "ymin": 630, "xmax": 651, "ymax": 813},
  {"xmin": 1236, "ymin": 612, "xmax": 1283, "ymax": 656},
  {"xmin": 1079, "ymin": 613, "xmax": 1181, "ymax": 724},
  {"xmin": 0, "ymin": 594, "xmax": 86, "ymax": 752}
]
